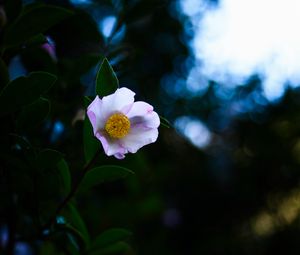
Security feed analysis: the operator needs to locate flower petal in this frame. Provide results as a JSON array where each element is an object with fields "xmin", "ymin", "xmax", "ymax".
[
  {"xmin": 127, "ymin": 101, "xmax": 160, "ymax": 129},
  {"xmin": 96, "ymin": 132, "xmax": 128, "ymax": 158},
  {"xmin": 101, "ymin": 87, "xmax": 135, "ymax": 118},
  {"xmin": 87, "ymin": 96, "xmax": 106, "ymax": 134},
  {"xmin": 120, "ymin": 127, "xmax": 159, "ymax": 153}
]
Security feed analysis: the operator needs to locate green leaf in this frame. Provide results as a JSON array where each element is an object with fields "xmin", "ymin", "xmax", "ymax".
[
  {"xmin": 83, "ymin": 97, "xmax": 99, "ymax": 162},
  {"xmin": 37, "ymin": 149, "xmax": 71, "ymax": 195},
  {"xmin": 57, "ymin": 159, "xmax": 71, "ymax": 195},
  {"xmin": 96, "ymin": 58, "xmax": 119, "ymax": 97},
  {"xmin": 37, "ymin": 149, "xmax": 64, "ymax": 170},
  {"xmin": 90, "ymin": 229, "xmax": 132, "ymax": 251},
  {"xmin": 0, "ymin": 71, "xmax": 57, "ymax": 116},
  {"xmin": 17, "ymin": 97, "xmax": 50, "ymax": 131},
  {"xmin": 4, "ymin": 0, "xmax": 22, "ymax": 25},
  {"xmin": 10, "ymin": 134, "xmax": 36, "ymax": 166},
  {"xmin": 0, "ymin": 58, "xmax": 9, "ymax": 89},
  {"xmin": 24, "ymin": 33, "xmax": 48, "ymax": 47},
  {"xmin": 79, "ymin": 166, "xmax": 134, "ymax": 192},
  {"xmin": 56, "ymin": 223, "xmax": 86, "ymax": 252},
  {"xmin": 3, "ymin": 4, "xmax": 73, "ymax": 47},
  {"xmin": 62, "ymin": 203, "xmax": 90, "ymax": 248},
  {"xmin": 89, "ymin": 242, "xmax": 131, "ymax": 255},
  {"xmin": 159, "ymin": 115, "xmax": 171, "ymax": 129}
]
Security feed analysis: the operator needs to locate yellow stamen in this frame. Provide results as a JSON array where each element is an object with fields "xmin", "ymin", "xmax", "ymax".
[{"xmin": 105, "ymin": 113, "xmax": 130, "ymax": 139}]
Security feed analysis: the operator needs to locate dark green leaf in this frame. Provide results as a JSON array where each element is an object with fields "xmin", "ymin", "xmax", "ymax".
[
  {"xmin": 39, "ymin": 241, "xmax": 64, "ymax": 255},
  {"xmin": 84, "ymin": 96, "xmax": 92, "ymax": 107},
  {"xmin": 90, "ymin": 229, "xmax": 132, "ymax": 251},
  {"xmin": 10, "ymin": 134, "xmax": 36, "ymax": 165},
  {"xmin": 57, "ymin": 159, "xmax": 71, "ymax": 195},
  {"xmin": 3, "ymin": 4, "xmax": 73, "ymax": 47},
  {"xmin": 37, "ymin": 149, "xmax": 63, "ymax": 170},
  {"xmin": 89, "ymin": 242, "xmax": 131, "ymax": 255},
  {"xmin": 24, "ymin": 33, "xmax": 48, "ymax": 47},
  {"xmin": 55, "ymin": 223, "xmax": 85, "ymax": 253},
  {"xmin": 4, "ymin": 0, "xmax": 22, "ymax": 25},
  {"xmin": 96, "ymin": 58, "xmax": 119, "ymax": 97},
  {"xmin": 62, "ymin": 203, "xmax": 90, "ymax": 248},
  {"xmin": 17, "ymin": 97, "xmax": 50, "ymax": 131},
  {"xmin": 0, "ymin": 58, "xmax": 9, "ymax": 89},
  {"xmin": 37, "ymin": 149, "xmax": 71, "ymax": 195},
  {"xmin": 0, "ymin": 71, "xmax": 56, "ymax": 116},
  {"xmin": 83, "ymin": 97, "xmax": 99, "ymax": 162},
  {"xmin": 79, "ymin": 165, "xmax": 134, "ymax": 192},
  {"xmin": 159, "ymin": 115, "xmax": 171, "ymax": 129}
]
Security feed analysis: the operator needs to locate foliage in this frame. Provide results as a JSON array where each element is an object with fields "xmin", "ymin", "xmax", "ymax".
[{"xmin": 2, "ymin": 0, "xmax": 300, "ymax": 255}]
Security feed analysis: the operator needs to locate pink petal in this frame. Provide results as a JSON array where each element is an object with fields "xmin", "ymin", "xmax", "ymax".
[
  {"xmin": 87, "ymin": 96, "xmax": 106, "ymax": 135},
  {"xmin": 101, "ymin": 88, "xmax": 135, "ymax": 118},
  {"xmin": 120, "ymin": 127, "xmax": 159, "ymax": 153},
  {"xmin": 126, "ymin": 101, "xmax": 160, "ymax": 129},
  {"xmin": 96, "ymin": 132, "xmax": 128, "ymax": 159}
]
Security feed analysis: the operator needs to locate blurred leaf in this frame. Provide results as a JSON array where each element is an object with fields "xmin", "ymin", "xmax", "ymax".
[
  {"xmin": 3, "ymin": 4, "xmax": 73, "ymax": 47},
  {"xmin": 10, "ymin": 134, "xmax": 32, "ymax": 151},
  {"xmin": 79, "ymin": 166, "xmax": 134, "ymax": 192},
  {"xmin": 61, "ymin": 55, "xmax": 103, "ymax": 82},
  {"xmin": 37, "ymin": 149, "xmax": 63, "ymax": 170},
  {"xmin": 62, "ymin": 203, "xmax": 90, "ymax": 248},
  {"xmin": 123, "ymin": 0, "xmax": 166, "ymax": 24},
  {"xmin": 17, "ymin": 97, "xmax": 50, "ymax": 131},
  {"xmin": 90, "ymin": 228, "xmax": 132, "ymax": 251},
  {"xmin": 159, "ymin": 115, "xmax": 171, "ymax": 128},
  {"xmin": 55, "ymin": 223, "xmax": 85, "ymax": 253},
  {"xmin": 57, "ymin": 159, "xmax": 71, "ymax": 195},
  {"xmin": 83, "ymin": 96, "xmax": 99, "ymax": 162},
  {"xmin": 84, "ymin": 96, "xmax": 92, "ymax": 107},
  {"xmin": 4, "ymin": 0, "xmax": 22, "ymax": 25},
  {"xmin": 96, "ymin": 58, "xmax": 119, "ymax": 97},
  {"xmin": 89, "ymin": 242, "xmax": 131, "ymax": 255},
  {"xmin": 39, "ymin": 241, "xmax": 64, "ymax": 255},
  {"xmin": 24, "ymin": 33, "xmax": 48, "ymax": 47},
  {"xmin": 0, "ymin": 71, "xmax": 56, "ymax": 116},
  {"xmin": 10, "ymin": 134, "xmax": 36, "ymax": 165},
  {"xmin": 0, "ymin": 58, "xmax": 9, "ymax": 89},
  {"xmin": 37, "ymin": 149, "xmax": 71, "ymax": 195}
]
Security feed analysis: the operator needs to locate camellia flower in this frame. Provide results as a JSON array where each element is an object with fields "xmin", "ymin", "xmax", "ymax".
[{"xmin": 87, "ymin": 87, "xmax": 160, "ymax": 159}]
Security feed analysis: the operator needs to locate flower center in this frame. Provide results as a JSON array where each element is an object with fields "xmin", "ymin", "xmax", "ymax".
[{"xmin": 105, "ymin": 113, "xmax": 130, "ymax": 139}]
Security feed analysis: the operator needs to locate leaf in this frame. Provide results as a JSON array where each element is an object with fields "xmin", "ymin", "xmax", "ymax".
[
  {"xmin": 10, "ymin": 134, "xmax": 36, "ymax": 166},
  {"xmin": 17, "ymin": 97, "xmax": 50, "ymax": 131},
  {"xmin": 37, "ymin": 149, "xmax": 64, "ymax": 170},
  {"xmin": 0, "ymin": 71, "xmax": 57, "ymax": 116},
  {"xmin": 159, "ymin": 115, "xmax": 171, "ymax": 129},
  {"xmin": 96, "ymin": 58, "xmax": 119, "ymax": 97},
  {"xmin": 90, "ymin": 229, "xmax": 132, "ymax": 251},
  {"xmin": 89, "ymin": 242, "xmax": 131, "ymax": 255},
  {"xmin": 56, "ymin": 223, "xmax": 86, "ymax": 252},
  {"xmin": 57, "ymin": 159, "xmax": 71, "ymax": 195},
  {"xmin": 79, "ymin": 166, "xmax": 134, "ymax": 192},
  {"xmin": 0, "ymin": 58, "xmax": 9, "ymax": 89},
  {"xmin": 62, "ymin": 203, "xmax": 90, "ymax": 248},
  {"xmin": 3, "ymin": 4, "xmax": 73, "ymax": 47},
  {"xmin": 4, "ymin": 0, "xmax": 22, "ymax": 25},
  {"xmin": 24, "ymin": 33, "xmax": 48, "ymax": 47},
  {"xmin": 37, "ymin": 149, "xmax": 71, "ymax": 195},
  {"xmin": 83, "ymin": 97, "xmax": 99, "ymax": 162}
]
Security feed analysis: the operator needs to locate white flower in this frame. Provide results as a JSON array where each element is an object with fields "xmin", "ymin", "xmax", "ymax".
[{"xmin": 87, "ymin": 87, "xmax": 160, "ymax": 159}]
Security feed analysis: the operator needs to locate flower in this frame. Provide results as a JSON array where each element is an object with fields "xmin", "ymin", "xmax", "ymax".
[{"xmin": 87, "ymin": 87, "xmax": 160, "ymax": 159}]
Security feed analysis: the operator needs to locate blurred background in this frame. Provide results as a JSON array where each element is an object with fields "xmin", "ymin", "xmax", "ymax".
[{"xmin": 3, "ymin": 0, "xmax": 300, "ymax": 254}]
